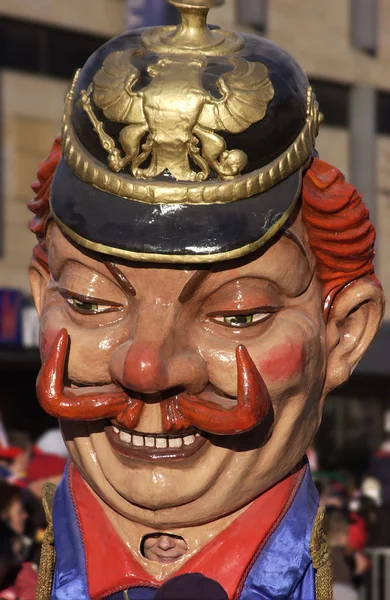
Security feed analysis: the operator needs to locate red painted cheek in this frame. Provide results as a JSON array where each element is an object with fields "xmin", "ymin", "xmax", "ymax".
[
  {"xmin": 40, "ymin": 327, "xmax": 60, "ymax": 362},
  {"xmin": 258, "ymin": 341, "xmax": 305, "ymax": 383}
]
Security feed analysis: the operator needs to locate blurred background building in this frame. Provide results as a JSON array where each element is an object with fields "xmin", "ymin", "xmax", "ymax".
[{"xmin": 0, "ymin": 0, "xmax": 389, "ymax": 474}]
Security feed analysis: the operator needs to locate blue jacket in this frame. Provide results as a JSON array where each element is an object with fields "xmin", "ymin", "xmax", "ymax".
[{"xmin": 50, "ymin": 464, "xmax": 319, "ymax": 599}]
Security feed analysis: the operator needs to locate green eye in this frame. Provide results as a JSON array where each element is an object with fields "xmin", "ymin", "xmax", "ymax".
[
  {"xmin": 210, "ymin": 312, "xmax": 273, "ymax": 328},
  {"xmin": 70, "ymin": 298, "xmax": 100, "ymax": 313},
  {"xmin": 59, "ymin": 288, "xmax": 123, "ymax": 316},
  {"xmin": 62, "ymin": 295, "xmax": 122, "ymax": 315},
  {"xmin": 67, "ymin": 297, "xmax": 110, "ymax": 314},
  {"xmin": 224, "ymin": 315, "xmax": 254, "ymax": 327}
]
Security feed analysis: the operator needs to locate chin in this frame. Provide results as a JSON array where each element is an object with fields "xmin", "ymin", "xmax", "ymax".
[{"xmin": 60, "ymin": 403, "xmax": 315, "ymax": 529}]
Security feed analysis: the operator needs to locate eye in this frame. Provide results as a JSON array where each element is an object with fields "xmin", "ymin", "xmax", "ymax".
[
  {"xmin": 60, "ymin": 289, "xmax": 122, "ymax": 315},
  {"xmin": 210, "ymin": 312, "xmax": 273, "ymax": 328},
  {"xmin": 66, "ymin": 297, "xmax": 117, "ymax": 315}
]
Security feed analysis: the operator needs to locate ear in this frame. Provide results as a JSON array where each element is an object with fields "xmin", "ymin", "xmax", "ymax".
[
  {"xmin": 29, "ymin": 258, "xmax": 50, "ymax": 318},
  {"xmin": 324, "ymin": 278, "xmax": 385, "ymax": 394}
]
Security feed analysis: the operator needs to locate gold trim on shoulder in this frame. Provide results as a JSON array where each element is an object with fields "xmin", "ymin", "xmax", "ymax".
[
  {"xmin": 36, "ymin": 483, "xmax": 57, "ymax": 600},
  {"xmin": 62, "ymin": 69, "xmax": 321, "ymax": 205},
  {"xmin": 310, "ymin": 506, "xmax": 333, "ymax": 600},
  {"xmin": 51, "ymin": 171, "xmax": 301, "ymax": 264}
]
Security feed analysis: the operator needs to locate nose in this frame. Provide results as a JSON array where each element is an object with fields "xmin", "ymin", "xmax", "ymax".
[
  {"xmin": 158, "ymin": 535, "xmax": 176, "ymax": 551},
  {"xmin": 109, "ymin": 340, "xmax": 208, "ymax": 395}
]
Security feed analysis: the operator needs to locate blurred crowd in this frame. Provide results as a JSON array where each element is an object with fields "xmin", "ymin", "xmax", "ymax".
[
  {"xmin": 310, "ymin": 436, "xmax": 390, "ymax": 600},
  {"xmin": 0, "ymin": 424, "xmax": 67, "ymax": 600}
]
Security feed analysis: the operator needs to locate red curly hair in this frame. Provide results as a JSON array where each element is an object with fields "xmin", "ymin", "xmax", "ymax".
[
  {"xmin": 302, "ymin": 157, "xmax": 378, "ymax": 315},
  {"xmin": 28, "ymin": 137, "xmax": 378, "ymax": 317},
  {"xmin": 28, "ymin": 135, "xmax": 62, "ymax": 270}
]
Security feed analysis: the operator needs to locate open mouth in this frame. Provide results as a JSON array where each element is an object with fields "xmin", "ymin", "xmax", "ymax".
[{"xmin": 105, "ymin": 423, "xmax": 208, "ymax": 460}]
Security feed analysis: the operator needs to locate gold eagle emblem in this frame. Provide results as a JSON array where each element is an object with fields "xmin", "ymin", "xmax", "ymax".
[{"xmin": 80, "ymin": 49, "xmax": 274, "ymax": 182}]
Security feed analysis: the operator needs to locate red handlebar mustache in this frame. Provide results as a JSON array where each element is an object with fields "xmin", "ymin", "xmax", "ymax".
[
  {"xmin": 36, "ymin": 329, "xmax": 271, "ymax": 436},
  {"xmin": 36, "ymin": 329, "xmax": 142, "ymax": 429}
]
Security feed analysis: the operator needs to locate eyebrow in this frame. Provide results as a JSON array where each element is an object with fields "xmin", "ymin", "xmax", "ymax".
[
  {"xmin": 280, "ymin": 227, "xmax": 313, "ymax": 272},
  {"xmin": 178, "ymin": 269, "xmax": 212, "ymax": 303},
  {"xmin": 280, "ymin": 228, "xmax": 315, "ymax": 293},
  {"xmin": 280, "ymin": 228, "xmax": 307, "ymax": 257},
  {"xmin": 104, "ymin": 261, "xmax": 136, "ymax": 297},
  {"xmin": 59, "ymin": 288, "xmax": 123, "ymax": 307},
  {"xmin": 178, "ymin": 230, "xmax": 309, "ymax": 304},
  {"xmin": 100, "ymin": 231, "xmax": 307, "ymax": 304}
]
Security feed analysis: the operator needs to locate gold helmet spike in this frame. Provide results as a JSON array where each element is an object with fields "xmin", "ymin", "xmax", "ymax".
[
  {"xmin": 166, "ymin": 0, "xmax": 224, "ymax": 50},
  {"xmin": 169, "ymin": 0, "xmax": 224, "ymax": 6},
  {"xmin": 142, "ymin": 0, "xmax": 243, "ymax": 55}
]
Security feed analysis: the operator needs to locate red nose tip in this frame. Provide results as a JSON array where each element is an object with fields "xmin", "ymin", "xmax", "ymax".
[{"xmin": 122, "ymin": 343, "xmax": 168, "ymax": 393}]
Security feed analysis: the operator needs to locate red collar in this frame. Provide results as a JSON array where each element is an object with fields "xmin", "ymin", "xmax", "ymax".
[{"xmin": 71, "ymin": 462, "xmax": 305, "ymax": 599}]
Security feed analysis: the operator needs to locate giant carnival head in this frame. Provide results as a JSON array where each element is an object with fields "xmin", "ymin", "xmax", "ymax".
[{"xmin": 28, "ymin": 0, "xmax": 384, "ymax": 530}]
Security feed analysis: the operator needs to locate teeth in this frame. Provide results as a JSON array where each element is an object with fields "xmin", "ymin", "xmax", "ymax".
[
  {"xmin": 132, "ymin": 434, "xmax": 144, "ymax": 447},
  {"xmin": 156, "ymin": 437, "xmax": 168, "ymax": 449},
  {"xmin": 119, "ymin": 431, "xmax": 131, "ymax": 443},
  {"xmin": 114, "ymin": 428, "xmax": 199, "ymax": 449},
  {"xmin": 183, "ymin": 434, "xmax": 195, "ymax": 446},
  {"xmin": 169, "ymin": 437, "xmax": 183, "ymax": 448}
]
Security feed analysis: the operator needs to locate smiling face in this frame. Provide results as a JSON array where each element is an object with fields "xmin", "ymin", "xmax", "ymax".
[
  {"xmin": 143, "ymin": 534, "xmax": 188, "ymax": 563},
  {"xmin": 30, "ymin": 213, "xmax": 332, "ymax": 529}
]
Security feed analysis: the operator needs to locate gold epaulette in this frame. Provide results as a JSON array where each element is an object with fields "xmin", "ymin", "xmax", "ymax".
[
  {"xmin": 36, "ymin": 482, "xmax": 57, "ymax": 600},
  {"xmin": 310, "ymin": 506, "xmax": 333, "ymax": 600}
]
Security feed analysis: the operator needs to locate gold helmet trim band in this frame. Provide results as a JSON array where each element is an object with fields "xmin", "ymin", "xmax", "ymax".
[
  {"xmin": 50, "ymin": 171, "xmax": 301, "ymax": 265},
  {"xmin": 62, "ymin": 72, "xmax": 321, "ymax": 206}
]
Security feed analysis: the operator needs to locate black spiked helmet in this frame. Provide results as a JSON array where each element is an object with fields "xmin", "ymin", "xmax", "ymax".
[{"xmin": 51, "ymin": 0, "xmax": 322, "ymax": 264}]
